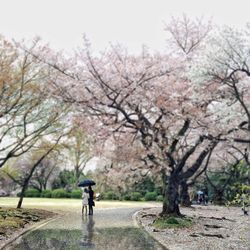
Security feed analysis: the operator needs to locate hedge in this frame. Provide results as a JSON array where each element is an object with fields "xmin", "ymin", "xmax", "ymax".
[
  {"xmin": 130, "ymin": 192, "xmax": 142, "ymax": 201},
  {"xmin": 51, "ymin": 189, "xmax": 69, "ymax": 198},
  {"xmin": 70, "ymin": 189, "xmax": 82, "ymax": 199},
  {"xmin": 24, "ymin": 189, "xmax": 41, "ymax": 197},
  {"xmin": 123, "ymin": 194, "xmax": 131, "ymax": 201},
  {"xmin": 103, "ymin": 191, "xmax": 118, "ymax": 200},
  {"xmin": 144, "ymin": 191, "xmax": 157, "ymax": 201},
  {"xmin": 41, "ymin": 190, "xmax": 52, "ymax": 198}
]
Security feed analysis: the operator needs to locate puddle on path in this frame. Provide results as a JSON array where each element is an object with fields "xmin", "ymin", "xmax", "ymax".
[{"xmin": 4, "ymin": 215, "xmax": 166, "ymax": 250}]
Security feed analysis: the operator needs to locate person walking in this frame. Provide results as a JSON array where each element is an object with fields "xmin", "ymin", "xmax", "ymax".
[
  {"xmin": 82, "ymin": 188, "xmax": 89, "ymax": 215},
  {"xmin": 241, "ymin": 191, "xmax": 248, "ymax": 215},
  {"xmin": 88, "ymin": 186, "xmax": 94, "ymax": 215}
]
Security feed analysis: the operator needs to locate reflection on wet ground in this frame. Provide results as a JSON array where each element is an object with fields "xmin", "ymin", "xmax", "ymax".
[
  {"xmin": 80, "ymin": 215, "xmax": 95, "ymax": 248},
  {"xmin": 4, "ymin": 208, "xmax": 166, "ymax": 250}
]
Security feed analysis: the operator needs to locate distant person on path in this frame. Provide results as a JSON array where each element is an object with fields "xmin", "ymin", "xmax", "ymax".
[
  {"xmin": 241, "ymin": 191, "xmax": 248, "ymax": 215},
  {"xmin": 82, "ymin": 188, "xmax": 89, "ymax": 215},
  {"xmin": 88, "ymin": 186, "xmax": 95, "ymax": 215},
  {"xmin": 197, "ymin": 191, "xmax": 204, "ymax": 204}
]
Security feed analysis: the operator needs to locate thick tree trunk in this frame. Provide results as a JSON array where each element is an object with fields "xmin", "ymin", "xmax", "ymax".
[
  {"xmin": 43, "ymin": 182, "xmax": 47, "ymax": 191},
  {"xmin": 161, "ymin": 173, "xmax": 181, "ymax": 216},
  {"xmin": 180, "ymin": 180, "xmax": 192, "ymax": 207}
]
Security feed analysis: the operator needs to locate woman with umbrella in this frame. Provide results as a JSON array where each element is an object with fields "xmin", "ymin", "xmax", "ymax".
[{"xmin": 78, "ymin": 179, "xmax": 95, "ymax": 215}]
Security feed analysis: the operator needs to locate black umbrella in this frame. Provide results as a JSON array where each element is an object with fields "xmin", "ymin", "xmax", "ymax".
[{"xmin": 78, "ymin": 179, "xmax": 96, "ymax": 187}]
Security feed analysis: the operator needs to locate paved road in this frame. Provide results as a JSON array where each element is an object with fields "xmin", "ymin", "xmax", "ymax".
[{"xmin": 4, "ymin": 207, "xmax": 166, "ymax": 250}]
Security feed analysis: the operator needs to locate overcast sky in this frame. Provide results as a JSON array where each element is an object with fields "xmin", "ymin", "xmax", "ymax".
[{"xmin": 1, "ymin": 0, "xmax": 250, "ymax": 54}]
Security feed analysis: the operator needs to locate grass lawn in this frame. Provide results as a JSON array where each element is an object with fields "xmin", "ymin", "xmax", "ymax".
[
  {"xmin": 0, "ymin": 197, "xmax": 160, "ymax": 213},
  {"xmin": 153, "ymin": 216, "xmax": 193, "ymax": 229}
]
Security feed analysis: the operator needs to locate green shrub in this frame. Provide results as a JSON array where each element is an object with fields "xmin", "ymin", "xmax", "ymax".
[
  {"xmin": 24, "ymin": 189, "xmax": 40, "ymax": 197},
  {"xmin": 144, "ymin": 191, "xmax": 157, "ymax": 201},
  {"xmin": 134, "ymin": 176, "xmax": 156, "ymax": 196},
  {"xmin": 130, "ymin": 192, "xmax": 142, "ymax": 201},
  {"xmin": 123, "ymin": 194, "xmax": 131, "ymax": 201},
  {"xmin": 41, "ymin": 190, "xmax": 52, "ymax": 198},
  {"xmin": 71, "ymin": 189, "xmax": 82, "ymax": 199},
  {"xmin": 51, "ymin": 189, "xmax": 69, "ymax": 198},
  {"xmin": 156, "ymin": 195, "xmax": 163, "ymax": 201},
  {"xmin": 103, "ymin": 191, "xmax": 118, "ymax": 200}
]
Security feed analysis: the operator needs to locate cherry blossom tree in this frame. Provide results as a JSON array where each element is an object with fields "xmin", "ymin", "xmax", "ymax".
[
  {"xmin": 192, "ymin": 25, "xmax": 250, "ymax": 143},
  {"xmin": 40, "ymin": 42, "xmax": 220, "ymax": 215},
  {"xmin": 165, "ymin": 17, "xmax": 250, "ymax": 207},
  {"xmin": 0, "ymin": 36, "xmax": 70, "ymax": 169},
  {"xmin": 25, "ymin": 17, "xmax": 234, "ymax": 216},
  {"xmin": 165, "ymin": 15, "xmax": 212, "ymax": 56}
]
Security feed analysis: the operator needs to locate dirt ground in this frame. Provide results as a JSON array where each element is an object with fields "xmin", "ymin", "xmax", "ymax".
[{"xmin": 136, "ymin": 205, "xmax": 250, "ymax": 250}]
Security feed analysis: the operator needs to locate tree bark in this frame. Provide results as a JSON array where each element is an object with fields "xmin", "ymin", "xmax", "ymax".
[
  {"xmin": 180, "ymin": 180, "xmax": 192, "ymax": 207},
  {"xmin": 17, "ymin": 181, "xmax": 29, "ymax": 209},
  {"xmin": 161, "ymin": 173, "xmax": 181, "ymax": 216},
  {"xmin": 75, "ymin": 166, "xmax": 80, "ymax": 183}
]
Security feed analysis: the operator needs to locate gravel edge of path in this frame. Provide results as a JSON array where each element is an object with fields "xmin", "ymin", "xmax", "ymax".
[
  {"xmin": 134, "ymin": 207, "xmax": 169, "ymax": 250},
  {"xmin": 135, "ymin": 206, "xmax": 250, "ymax": 250}
]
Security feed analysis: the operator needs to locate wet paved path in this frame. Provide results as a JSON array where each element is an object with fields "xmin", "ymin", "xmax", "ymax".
[{"xmin": 4, "ymin": 207, "xmax": 165, "ymax": 250}]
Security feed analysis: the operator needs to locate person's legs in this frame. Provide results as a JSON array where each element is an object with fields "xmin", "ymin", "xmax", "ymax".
[{"xmin": 88, "ymin": 204, "xmax": 93, "ymax": 215}]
